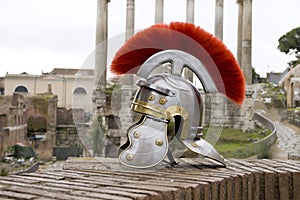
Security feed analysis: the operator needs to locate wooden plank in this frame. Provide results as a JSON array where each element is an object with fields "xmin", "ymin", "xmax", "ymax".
[
  {"xmin": 8, "ymin": 174, "xmax": 97, "ymax": 188},
  {"xmin": 0, "ymin": 190, "xmax": 37, "ymax": 199},
  {"xmin": 277, "ymin": 171, "xmax": 291, "ymax": 200},
  {"xmin": 70, "ymin": 190, "xmax": 134, "ymax": 200},
  {"xmin": 7, "ymin": 186, "xmax": 84, "ymax": 200},
  {"xmin": 292, "ymin": 172, "xmax": 300, "ymax": 200},
  {"xmin": 264, "ymin": 172, "xmax": 277, "ymax": 200},
  {"xmin": 0, "ymin": 176, "xmax": 40, "ymax": 184},
  {"xmin": 45, "ymin": 182, "xmax": 150, "ymax": 200},
  {"xmin": 102, "ymin": 187, "xmax": 163, "ymax": 200},
  {"xmin": 0, "ymin": 179, "xmax": 70, "ymax": 193},
  {"xmin": 21, "ymin": 172, "xmax": 65, "ymax": 180}
]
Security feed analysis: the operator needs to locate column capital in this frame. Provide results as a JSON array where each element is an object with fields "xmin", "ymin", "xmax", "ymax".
[
  {"xmin": 216, "ymin": 0, "xmax": 223, "ymax": 6},
  {"xmin": 99, "ymin": 0, "xmax": 110, "ymax": 5},
  {"xmin": 236, "ymin": 0, "xmax": 243, "ymax": 4},
  {"xmin": 127, "ymin": 0, "xmax": 134, "ymax": 4}
]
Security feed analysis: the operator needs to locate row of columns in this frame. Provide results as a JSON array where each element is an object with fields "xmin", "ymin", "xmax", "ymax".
[
  {"xmin": 95, "ymin": 0, "xmax": 253, "ymax": 87},
  {"xmin": 215, "ymin": 0, "xmax": 252, "ymax": 84}
]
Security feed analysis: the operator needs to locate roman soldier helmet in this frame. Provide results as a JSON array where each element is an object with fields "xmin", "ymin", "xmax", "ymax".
[{"xmin": 110, "ymin": 22, "xmax": 245, "ymax": 168}]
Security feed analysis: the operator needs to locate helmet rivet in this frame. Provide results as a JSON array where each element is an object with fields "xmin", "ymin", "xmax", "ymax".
[
  {"xmin": 148, "ymin": 94, "xmax": 155, "ymax": 101},
  {"xmin": 133, "ymin": 132, "xmax": 141, "ymax": 138},
  {"xmin": 191, "ymin": 142, "xmax": 198, "ymax": 147},
  {"xmin": 126, "ymin": 154, "xmax": 134, "ymax": 161},
  {"xmin": 159, "ymin": 97, "xmax": 167, "ymax": 105},
  {"xmin": 155, "ymin": 139, "xmax": 164, "ymax": 146}
]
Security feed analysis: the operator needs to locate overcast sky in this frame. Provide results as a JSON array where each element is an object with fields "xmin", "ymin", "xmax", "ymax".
[{"xmin": 0, "ymin": 0, "xmax": 299, "ymax": 78}]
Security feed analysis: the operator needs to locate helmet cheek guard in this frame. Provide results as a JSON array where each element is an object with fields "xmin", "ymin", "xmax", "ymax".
[{"xmin": 119, "ymin": 50, "xmax": 225, "ymax": 168}]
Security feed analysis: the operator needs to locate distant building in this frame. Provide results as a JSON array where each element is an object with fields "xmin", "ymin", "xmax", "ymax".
[
  {"xmin": 279, "ymin": 65, "xmax": 300, "ymax": 108},
  {"xmin": 267, "ymin": 68, "xmax": 290, "ymax": 85},
  {"xmin": 4, "ymin": 68, "xmax": 94, "ymax": 112}
]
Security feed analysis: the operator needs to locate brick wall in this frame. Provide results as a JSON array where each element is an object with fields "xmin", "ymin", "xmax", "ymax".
[{"xmin": 1, "ymin": 158, "xmax": 300, "ymax": 199}]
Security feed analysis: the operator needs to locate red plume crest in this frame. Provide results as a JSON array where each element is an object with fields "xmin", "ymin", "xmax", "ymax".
[{"xmin": 110, "ymin": 22, "xmax": 245, "ymax": 105}]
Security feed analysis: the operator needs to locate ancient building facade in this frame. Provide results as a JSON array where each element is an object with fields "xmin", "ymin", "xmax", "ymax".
[
  {"xmin": 279, "ymin": 65, "xmax": 300, "ymax": 108},
  {"xmin": 4, "ymin": 68, "xmax": 94, "ymax": 112},
  {"xmin": 0, "ymin": 93, "xmax": 27, "ymax": 158}
]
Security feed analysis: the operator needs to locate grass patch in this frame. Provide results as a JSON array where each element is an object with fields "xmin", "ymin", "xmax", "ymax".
[
  {"xmin": 0, "ymin": 168, "xmax": 8, "ymax": 176},
  {"xmin": 214, "ymin": 142, "xmax": 244, "ymax": 152},
  {"xmin": 205, "ymin": 127, "xmax": 272, "ymax": 158},
  {"xmin": 215, "ymin": 127, "xmax": 270, "ymax": 143}
]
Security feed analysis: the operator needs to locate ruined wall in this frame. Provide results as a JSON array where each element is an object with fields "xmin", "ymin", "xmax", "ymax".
[
  {"xmin": 203, "ymin": 93, "xmax": 254, "ymax": 132},
  {"xmin": 55, "ymin": 108, "xmax": 87, "ymax": 158},
  {"xmin": 26, "ymin": 95, "xmax": 57, "ymax": 160},
  {"xmin": 0, "ymin": 94, "xmax": 27, "ymax": 157},
  {"xmin": 0, "ymin": 93, "xmax": 58, "ymax": 160},
  {"xmin": 0, "ymin": 96, "xmax": 9, "ymax": 156}
]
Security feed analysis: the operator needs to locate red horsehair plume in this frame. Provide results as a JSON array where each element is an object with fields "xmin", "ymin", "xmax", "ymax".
[{"xmin": 110, "ymin": 22, "xmax": 245, "ymax": 105}]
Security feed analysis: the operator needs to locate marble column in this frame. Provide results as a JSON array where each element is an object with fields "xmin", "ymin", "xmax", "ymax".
[
  {"xmin": 186, "ymin": 0, "xmax": 194, "ymax": 23},
  {"xmin": 155, "ymin": 0, "xmax": 164, "ymax": 23},
  {"xmin": 120, "ymin": 0, "xmax": 136, "ymax": 145},
  {"xmin": 184, "ymin": 0, "xmax": 195, "ymax": 82},
  {"xmin": 125, "ymin": 0, "xmax": 135, "ymax": 81},
  {"xmin": 95, "ymin": 0, "xmax": 109, "ymax": 87},
  {"xmin": 241, "ymin": 0, "xmax": 252, "ymax": 84},
  {"xmin": 236, "ymin": 0, "xmax": 243, "ymax": 67},
  {"xmin": 126, "ymin": 0, "xmax": 135, "ymax": 41},
  {"xmin": 94, "ymin": 0, "xmax": 109, "ymax": 145},
  {"xmin": 215, "ymin": 0, "xmax": 224, "ymax": 40}
]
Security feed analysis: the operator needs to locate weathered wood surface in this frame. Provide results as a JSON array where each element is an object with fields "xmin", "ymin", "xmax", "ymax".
[{"xmin": 0, "ymin": 157, "xmax": 300, "ymax": 200}]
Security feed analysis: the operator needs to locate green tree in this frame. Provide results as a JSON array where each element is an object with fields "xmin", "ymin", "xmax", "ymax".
[
  {"xmin": 278, "ymin": 26, "xmax": 300, "ymax": 66},
  {"xmin": 252, "ymin": 68, "xmax": 262, "ymax": 83}
]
